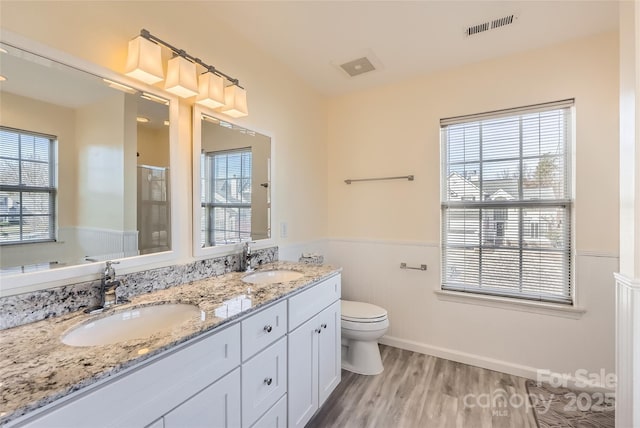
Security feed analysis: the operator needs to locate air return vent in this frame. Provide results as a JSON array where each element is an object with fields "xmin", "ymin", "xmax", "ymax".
[
  {"xmin": 465, "ymin": 14, "xmax": 516, "ymax": 37},
  {"xmin": 339, "ymin": 57, "xmax": 376, "ymax": 77}
]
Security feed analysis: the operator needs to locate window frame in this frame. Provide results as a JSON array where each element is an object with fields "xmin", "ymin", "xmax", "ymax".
[
  {"xmin": 201, "ymin": 147, "xmax": 252, "ymax": 247},
  {"xmin": 440, "ymin": 99, "xmax": 574, "ymax": 305},
  {"xmin": 0, "ymin": 126, "xmax": 57, "ymax": 246}
]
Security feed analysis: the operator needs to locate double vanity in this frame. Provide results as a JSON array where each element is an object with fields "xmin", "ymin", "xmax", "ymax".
[
  {"xmin": 0, "ymin": 28, "xmax": 338, "ymax": 428},
  {"xmin": 1, "ymin": 262, "xmax": 342, "ymax": 428}
]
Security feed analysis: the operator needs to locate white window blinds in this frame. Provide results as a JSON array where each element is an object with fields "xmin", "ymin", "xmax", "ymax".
[
  {"xmin": 201, "ymin": 148, "xmax": 252, "ymax": 246},
  {"xmin": 440, "ymin": 99, "xmax": 573, "ymax": 304},
  {"xmin": 0, "ymin": 127, "xmax": 56, "ymax": 244}
]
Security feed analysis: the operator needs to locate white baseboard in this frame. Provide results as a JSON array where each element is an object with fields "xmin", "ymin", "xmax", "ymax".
[{"xmin": 379, "ymin": 335, "xmax": 614, "ymax": 393}]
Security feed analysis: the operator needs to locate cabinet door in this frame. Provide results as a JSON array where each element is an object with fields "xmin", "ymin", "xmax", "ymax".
[
  {"xmin": 287, "ymin": 316, "xmax": 319, "ymax": 428},
  {"xmin": 241, "ymin": 337, "xmax": 287, "ymax": 428},
  {"xmin": 250, "ymin": 394, "xmax": 287, "ymax": 428},
  {"xmin": 164, "ymin": 368, "xmax": 241, "ymax": 428},
  {"xmin": 318, "ymin": 300, "xmax": 341, "ymax": 406}
]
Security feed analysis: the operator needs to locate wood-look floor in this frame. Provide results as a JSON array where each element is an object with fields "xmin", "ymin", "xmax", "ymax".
[{"xmin": 308, "ymin": 345, "xmax": 538, "ymax": 428}]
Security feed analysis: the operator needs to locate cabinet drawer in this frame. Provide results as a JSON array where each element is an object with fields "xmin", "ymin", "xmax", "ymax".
[
  {"xmin": 288, "ymin": 274, "xmax": 341, "ymax": 331},
  {"xmin": 242, "ymin": 300, "xmax": 287, "ymax": 361},
  {"xmin": 251, "ymin": 394, "xmax": 287, "ymax": 428},
  {"xmin": 15, "ymin": 324, "xmax": 241, "ymax": 428},
  {"xmin": 241, "ymin": 336, "xmax": 287, "ymax": 428}
]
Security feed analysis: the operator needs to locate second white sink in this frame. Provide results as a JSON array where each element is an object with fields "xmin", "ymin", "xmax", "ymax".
[
  {"xmin": 242, "ymin": 270, "xmax": 303, "ymax": 285},
  {"xmin": 62, "ymin": 303, "xmax": 201, "ymax": 347}
]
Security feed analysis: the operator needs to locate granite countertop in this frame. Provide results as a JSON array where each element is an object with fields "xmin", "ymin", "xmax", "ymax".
[{"xmin": 0, "ymin": 261, "xmax": 340, "ymax": 424}]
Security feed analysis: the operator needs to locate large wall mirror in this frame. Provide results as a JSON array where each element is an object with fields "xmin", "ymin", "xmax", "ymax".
[
  {"xmin": 193, "ymin": 108, "xmax": 271, "ymax": 255},
  {"xmin": 0, "ymin": 40, "xmax": 173, "ymax": 282}
]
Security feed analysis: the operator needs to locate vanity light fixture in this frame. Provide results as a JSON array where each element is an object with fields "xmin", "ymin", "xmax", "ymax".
[
  {"xmin": 125, "ymin": 35, "xmax": 164, "ymax": 84},
  {"xmin": 196, "ymin": 69, "xmax": 225, "ymax": 109},
  {"xmin": 218, "ymin": 85, "xmax": 249, "ymax": 118},
  {"xmin": 125, "ymin": 29, "xmax": 248, "ymax": 117},
  {"xmin": 164, "ymin": 54, "xmax": 199, "ymax": 98}
]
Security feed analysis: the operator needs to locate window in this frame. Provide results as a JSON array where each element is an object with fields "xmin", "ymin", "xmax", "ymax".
[
  {"xmin": 440, "ymin": 100, "xmax": 573, "ymax": 304},
  {"xmin": 201, "ymin": 148, "xmax": 252, "ymax": 246},
  {"xmin": 0, "ymin": 127, "xmax": 56, "ymax": 244}
]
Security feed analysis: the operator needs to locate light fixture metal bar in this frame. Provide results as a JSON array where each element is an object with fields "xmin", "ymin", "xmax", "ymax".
[{"xmin": 139, "ymin": 29, "xmax": 243, "ymax": 89}]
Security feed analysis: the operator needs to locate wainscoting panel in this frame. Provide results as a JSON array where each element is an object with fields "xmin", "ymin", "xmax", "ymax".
[
  {"xmin": 325, "ymin": 238, "xmax": 618, "ymax": 386},
  {"xmin": 614, "ymin": 273, "xmax": 640, "ymax": 427}
]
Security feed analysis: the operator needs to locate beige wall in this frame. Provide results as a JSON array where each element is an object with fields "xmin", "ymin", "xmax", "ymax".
[
  {"xmin": 326, "ymin": 32, "xmax": 619, "ymax": 380},
  {"xmin": 75, "ymin": 93, "xmax": 127, "ymax": 231},
  {"xmin": 137, "ymin": 126, "xmax": 170, "ymax": 168},
  {"xmin": 0, "ymin": 0, "xmax": 329, "ymax": 256},
  {"xmin": 328, "ymin": 31, "xmax": 619, "ymax": 254}
]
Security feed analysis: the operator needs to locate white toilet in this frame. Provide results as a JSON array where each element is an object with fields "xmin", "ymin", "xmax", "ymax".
[{"xmin": 340, "ymin": 300, "xmax": 389, "ymax": 375}]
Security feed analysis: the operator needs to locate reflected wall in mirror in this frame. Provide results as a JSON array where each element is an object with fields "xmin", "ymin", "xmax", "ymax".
[
  {"xmin": 0, "ymin": 42, "xmax": 171, "ymax": 274},
  {"xmin": 199, "ymin": 114, "xmax": 270, "ymax": 247}
]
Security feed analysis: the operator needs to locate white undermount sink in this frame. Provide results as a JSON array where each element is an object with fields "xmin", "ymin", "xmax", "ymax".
[
  {"xmin": 242, "ymin": 270, "xmax": 304, "ymax": 285},
  {"xmin": 62, "ymin": 303, "xmax": 201, "ymax": 347}
]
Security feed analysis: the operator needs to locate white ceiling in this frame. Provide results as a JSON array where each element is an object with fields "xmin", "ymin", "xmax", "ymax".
[{"xmin": 209, "ymin": 1, "xmax": 620, "ymax": 95}]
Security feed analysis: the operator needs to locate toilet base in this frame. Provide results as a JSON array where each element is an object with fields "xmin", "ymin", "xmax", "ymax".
[{"xmin": 341, "ymin": 339, "xmax": 384, "ymax": 375}]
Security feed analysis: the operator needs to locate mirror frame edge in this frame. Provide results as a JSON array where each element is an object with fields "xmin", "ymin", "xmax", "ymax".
[
  {"xmin": 0, "ymin": 29, "xmax": 183, "ymax": 297},
  {"xmin": 191, "ymin": 105, "xmax": 274, "ymax": 260}
]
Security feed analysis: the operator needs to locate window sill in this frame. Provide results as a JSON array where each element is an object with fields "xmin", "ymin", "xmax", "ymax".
[{"xmin": 434, "ymin": 289, "xmax": 586, "ymax": 319}]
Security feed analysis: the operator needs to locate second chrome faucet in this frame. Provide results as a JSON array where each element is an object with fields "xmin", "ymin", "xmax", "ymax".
[
  {"xmin": 84, "ymin": 261, "xmax": 126, "ymax": 314},
  {"xmin": 242, "ymin": 241, "xmax": 255, "ymax": 273}
]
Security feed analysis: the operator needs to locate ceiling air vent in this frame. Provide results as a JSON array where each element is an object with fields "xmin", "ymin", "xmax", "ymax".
[
  {"xmin": 466, "ymin": 14, "xmax": 516, "ymax": 37},
  {"xmin": 339, "ymin": 56, "xmax": 376, "ymax": 77}
]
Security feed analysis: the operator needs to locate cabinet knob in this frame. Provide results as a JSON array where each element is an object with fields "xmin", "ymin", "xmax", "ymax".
[
  {"xmin": 321, "ymin": 323, "xmax": 327, "ymax": 329},
  {"xmin": 264, "ymin": 325, "xmax": 273, "ymax": 333},
  {"xmin": 315, "ymin": 327, "xmax": 322, "ymax": 334},
  {"xmin": 264, "ymin": 377, "xmax": 273, "ymax": 386}
]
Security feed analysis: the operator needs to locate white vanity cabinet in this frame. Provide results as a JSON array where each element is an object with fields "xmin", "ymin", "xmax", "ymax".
[
  {"xmin": 14, "ymin": 324, "xmax": 241, "ymax": 428},
  {"xmin": 162, "ymin": 368, "xmax": 241, "ymax": 428},
  {"xmin": 287, "ymin": 275, "xmax": 341, "ymax": 428},
  {"xmin": 8, "ymin": 273, "xmax": 341, "ymax": 428}
]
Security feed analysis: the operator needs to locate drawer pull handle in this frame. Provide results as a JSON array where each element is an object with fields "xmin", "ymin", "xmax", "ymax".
[
  {"xmin": 321, "ymin": 323, "xmax": 327, "ymax": 329},
  {"xmin": 264, "ymin": 325, "xmax": 273, "ymax": 333},
  {"xmin": 264, "ymin": 377, "xmax": 273, "ymax": 386}
]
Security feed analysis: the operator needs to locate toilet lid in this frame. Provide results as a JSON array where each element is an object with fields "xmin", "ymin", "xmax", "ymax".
[{"xmin": 341, "ymin": 300, "xmax": 387, "ymax": 322}]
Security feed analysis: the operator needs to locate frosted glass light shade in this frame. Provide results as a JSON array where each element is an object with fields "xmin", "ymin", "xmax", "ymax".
[
  {"xmin": 196, "ymin": 73, "xmax": 225, "ymax": 109},
  {"xmin": 125, "ymin": 36, "xmax": 164, "ymax": 85},
  {"xmin": 164, "ymin": 56, "xmax": 199, "ymax": 98},
  {"xmin": 218, "ymin": 85, "xmax": 249, "ymax": 118}
]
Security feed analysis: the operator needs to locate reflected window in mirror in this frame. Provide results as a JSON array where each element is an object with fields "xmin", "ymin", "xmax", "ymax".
[
  {"xmin": 0, "ymin": 41, "xmax": 172, "ymax": 275},
  {"xmin": 201, "ymin": 148, "xmax": 252, "ymax": 246},
  {"xmin": 0, "ymin": 127, "xmax": 57, "ymax": 244},
  {"xmin": 196, "ymin": 113, "xmax": 271, "ymax": 251}
]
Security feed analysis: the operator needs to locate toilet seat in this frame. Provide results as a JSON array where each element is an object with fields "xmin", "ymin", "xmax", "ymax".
[{"xmin": 341, "ymin": 300, "xmax": 388, "ymax": 323}]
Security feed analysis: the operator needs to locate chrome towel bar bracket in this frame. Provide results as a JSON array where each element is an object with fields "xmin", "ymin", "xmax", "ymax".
[{"xmin": 400, "ymin": 263, "xmax": 427, "ymax": 271}]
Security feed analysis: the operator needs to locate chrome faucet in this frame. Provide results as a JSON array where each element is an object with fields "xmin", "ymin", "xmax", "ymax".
[
  {"xmin": 101, "ymin": 261, "xmax": 121, "ymax": 308},
  {"xmin": 242, "ymin": 241, "xmax": 255, "ymax": 273}
]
